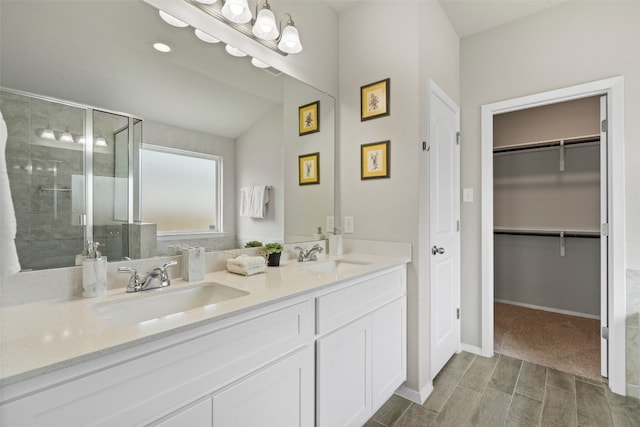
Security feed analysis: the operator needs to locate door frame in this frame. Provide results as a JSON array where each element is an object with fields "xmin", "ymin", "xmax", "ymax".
[
  {"xmin": 480, "ymin": 76, "xmax": 626, "ymax": 394},
  {"xmin": 429, "ymin": 79, "xmax": 461, "ymax": 378}
]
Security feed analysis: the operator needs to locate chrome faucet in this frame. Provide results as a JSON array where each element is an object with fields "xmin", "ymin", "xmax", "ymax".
[
  {"xmin": 118, "ymin": 260, "xmax": 178, "ymax": 293},
  {"xmin": 295, "ymin": 244, "xmax": 323, "ymax": 262}
]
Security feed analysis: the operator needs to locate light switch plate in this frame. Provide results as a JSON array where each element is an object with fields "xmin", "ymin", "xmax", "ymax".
[
  {"xmin": 463, "ymin": 188, "xmax": 474, "ymax": 203},
  {"xmin": 344, "ymin": 216, "xmax": 354, "ymax": 233}
]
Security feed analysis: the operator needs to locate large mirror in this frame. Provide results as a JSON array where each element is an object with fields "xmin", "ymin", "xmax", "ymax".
[{"xmin": 0, "ymin": 0, "xmax": 335, "ymax": 271}]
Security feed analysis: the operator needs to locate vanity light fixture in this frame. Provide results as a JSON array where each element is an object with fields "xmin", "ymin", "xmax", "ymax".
[
  {"xmin": 95, "ymin": 137, "xmax": 108, "ymax": 147},
  {"xmin": 252, "ymin": 0, "xmax": 278, "ymax": 41},
  {"xmin": 77, "ymin": 136, "xmax": 86, "ymax": 145},
  {"xmin": 159, "ymin": 10, "xmax": 189, "ymax": 27},
  {"xmin": 277, "ymin": 14, "xmax": 302, "ymax": 54},
  {"xmin": 221, "ymin": 0, "xmax": 252, "ymax": 24},
  {"xmin": 184, "ymin": 0, "xmax": 303, "ymax": 55},
  {"xmin": 153, "ymin": 42, "xmax": 172, "ymax": 53},
  {"xmin": 225, "ymin": 44, "xmax": 247, "ymax": 57},
  {"xmin": 59, "ymin": 131, "xmax": 74, "ymax": 143},
  {"xmin": 40, "ymin": 128, "xmax": 56, "ymax": 140},
  {"xmin": 195, "ymin": 28, "xmax": 220, "ymax": 43}
]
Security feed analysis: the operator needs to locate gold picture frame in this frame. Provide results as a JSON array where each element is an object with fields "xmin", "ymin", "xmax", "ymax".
[
  {"xmin": 299, "ymin": 152, "xmax": 320, "ymax": 185},
  {"xmin": 361, "ymin": 140, "xmax": 390, "ymax": 180},
  {"xmin": 360, "ymin": 78, "xmax": 390, "ymax": 121},
  {"xmin": 298, "ymin": 101, "xmax": 320, "ymax": 136}
]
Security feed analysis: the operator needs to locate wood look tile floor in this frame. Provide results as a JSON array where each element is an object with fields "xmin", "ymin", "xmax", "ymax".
[{"xmin": 364, "ymin": 352, "xmax": 640, "ymax": 427}]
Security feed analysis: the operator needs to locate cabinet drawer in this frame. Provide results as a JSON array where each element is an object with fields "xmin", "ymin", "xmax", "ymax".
[{"xmin": 316, "ymin": 268, "xmax": 405, "ymax": 335}]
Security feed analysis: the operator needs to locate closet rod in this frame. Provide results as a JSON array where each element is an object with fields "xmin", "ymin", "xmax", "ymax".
[
  {"xmin": 493, "ymin": 229, "xmax": 600, "ymax": 239},
  {"xmin": 493, "ymin": 134, "xmax": 600, "ymax": 154}
]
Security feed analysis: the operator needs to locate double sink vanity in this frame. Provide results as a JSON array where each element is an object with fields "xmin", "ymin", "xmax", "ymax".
[{"xmin": 0, "ymin": 244, "xmax": 410, "ymax": 427}]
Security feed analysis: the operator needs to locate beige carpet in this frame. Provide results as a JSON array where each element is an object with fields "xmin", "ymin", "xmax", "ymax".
[{"xmin": 494, "ymin": 302, "xmax": 603, "ymax": 382}]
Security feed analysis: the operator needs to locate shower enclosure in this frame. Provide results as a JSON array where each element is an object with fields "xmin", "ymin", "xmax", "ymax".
[{"xmin": 1, "ymin": 88, "xmax": 141, "ymax": 270}]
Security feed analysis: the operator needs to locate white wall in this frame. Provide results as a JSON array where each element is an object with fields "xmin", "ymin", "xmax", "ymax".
[
  {"xmin": 460, "ymin": 1, "xmax": 640, "ymax": 347},
  {"xmin": 339, "ymin": 1, "xmax": 459, "ymax": 397},
  {"xmin": 236, "ymin": 107, "xmax": 285, "ymax": 244}
]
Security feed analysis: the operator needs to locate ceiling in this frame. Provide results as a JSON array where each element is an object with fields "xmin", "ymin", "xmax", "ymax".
[{"xmin": 327, "ymin": 0, "xmax": 568, "ymax": 38}]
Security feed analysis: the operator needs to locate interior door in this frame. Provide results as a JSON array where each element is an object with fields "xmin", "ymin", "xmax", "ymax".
[
  {"xmin": 599, "ymin": 95, "xmax": 609, "ymax": 378},
  {"xmin": 429, "ymin": 82, "xmax": 461, "ymax": 379}
]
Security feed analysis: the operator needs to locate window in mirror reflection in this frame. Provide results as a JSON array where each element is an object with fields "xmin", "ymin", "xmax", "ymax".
[{"xmin": 141, "ymin": 146, "xmax": 222, "ymax": 233}]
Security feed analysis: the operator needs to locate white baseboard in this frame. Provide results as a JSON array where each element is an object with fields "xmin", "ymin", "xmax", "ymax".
[
  {"xmin": 495, "ymin": 299, "xmax": 600, "ymax": 320},
  {"xmin": 460, "ymin": 343, "xmax": 484, "ymax": 356},
  {"xmin": 395, "ymin": 382, "xmax": 433, "ymax": 405}
]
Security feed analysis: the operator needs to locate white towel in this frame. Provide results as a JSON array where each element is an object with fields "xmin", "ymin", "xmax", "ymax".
[
  {"xmin": 240, "ymin": 185, "xmax": 270, "ymax": 218},
  {"xmin": 0, "ymin": 111, "xmax": 21, "ymax": 277},
  {"xmin": 226, "ymin": 254, "xmax": 266, "ymax": 276}
]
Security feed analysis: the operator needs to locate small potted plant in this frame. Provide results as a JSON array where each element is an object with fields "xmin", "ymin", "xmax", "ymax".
[
  {"xmin": 264, "ymin": 242, "xmax": 284, "ymax": 267},
  {"xmin": 244, "ymin": 240, "xmax": 263, "ymax": 248}
]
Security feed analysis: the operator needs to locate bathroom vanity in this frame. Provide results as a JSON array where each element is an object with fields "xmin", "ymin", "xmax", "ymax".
[{"xmin": 0, "ymin": 253, "xmax": 408, "ymax": 427}]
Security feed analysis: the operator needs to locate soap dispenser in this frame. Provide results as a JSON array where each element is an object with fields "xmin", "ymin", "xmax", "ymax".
[
  {"xmin": 82, "ymin": 241, "xmax": 107, "ymax": 298},
  {"xmin": 314, "ymin": 226, "xmax": 325, "ymax": 240}
]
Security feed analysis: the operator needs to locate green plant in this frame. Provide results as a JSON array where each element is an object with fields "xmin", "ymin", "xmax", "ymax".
[
  {"xmin": 264, "ymin": 242, "xmax": 283, "ymax": 255},
  {"xmin": 244, "ymin": 240, "xmax": 263, "ymax": 248}
]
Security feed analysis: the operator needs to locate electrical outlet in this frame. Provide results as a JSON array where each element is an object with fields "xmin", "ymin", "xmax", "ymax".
[
  {"xmin": 326, "ymin": 216, "xmax": 334, "ymax": 233},
  {"xmin": 463, "ymin": 187, "xmax": 474, "ymax": 203},
  {"xmin": 344, "ymin": 216, "xmax": 354, "ymax": 233}
]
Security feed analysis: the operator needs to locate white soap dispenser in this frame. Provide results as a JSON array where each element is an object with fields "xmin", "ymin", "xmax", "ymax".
[{"xmin": 82, "ymin": 241, "xmax": 107, "ymax": 298}]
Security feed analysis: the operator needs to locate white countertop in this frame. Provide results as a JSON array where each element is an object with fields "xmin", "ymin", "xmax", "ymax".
[{"xmin": 0, "ymin": 254, "xmax": 408, "ymax": 387}]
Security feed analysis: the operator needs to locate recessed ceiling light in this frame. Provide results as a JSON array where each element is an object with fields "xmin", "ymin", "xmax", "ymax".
[
  {"xmin": 158, "ymin": 10, "xmax": 188, "ymax": 27},
  {"xmin": 153, "ymin": 42, "xmax": 171, "ymax": 53}
]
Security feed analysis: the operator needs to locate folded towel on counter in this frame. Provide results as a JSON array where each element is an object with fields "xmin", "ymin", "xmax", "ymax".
[
  {"xmin": 239, "ymin": 185, "xmax": 270, "ymax": 218},
  {"xmin": 226, "ymin": 254, "xmax": 266, "ymax": 276}
]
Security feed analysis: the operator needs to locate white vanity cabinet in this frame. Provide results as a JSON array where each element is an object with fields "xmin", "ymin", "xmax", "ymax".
[
  {"xmin": 0, "ymin": 299, "xmax": 314, "ymax": 427},
  {"xmin": 315, "ymin": 267, "xmax": 407, "ymax": 427}
]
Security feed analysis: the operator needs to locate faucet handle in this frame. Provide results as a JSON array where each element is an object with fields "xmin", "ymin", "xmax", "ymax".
[
  {"xmin": 159, "ymin": 260, "xmax": 178, "ymax": 282},
  {"xmin": 118, "ymin": 267, "xmax": 141, "ymax": 293}
]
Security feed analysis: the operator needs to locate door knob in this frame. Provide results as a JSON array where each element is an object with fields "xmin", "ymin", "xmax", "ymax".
[{"xmin": 432, "ymin": 246, "xmax": 445, "ymax": 255}]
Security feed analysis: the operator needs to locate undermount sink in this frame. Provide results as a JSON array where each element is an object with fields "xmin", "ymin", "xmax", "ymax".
[
  {"xmin": 298, "ymin": 259, "xmax": 371, "ymax": 274},
  {"xmin": 92, "ymin": 282, "xmax": 249, "ymax": 326}
]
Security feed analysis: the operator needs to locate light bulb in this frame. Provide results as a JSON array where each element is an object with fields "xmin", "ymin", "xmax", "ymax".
[
  {"xmin": 153, "ymin": 42, "xmax": 171, "ymax": 53},
  {"xmin": 95, "ymin": 137, "xmax": 107, "ymax": 147},
  {"xmin": 251, "ymin": 58, "xmax": 270, "ymax": 68},
  {"xmin": 194, "ymin": 0, "xmax": 217, "ymax": 4},
  {"xmin": 41, "ymin": 129, "xmax": 55, "ymax": 140},
  {"xmin": 278, "ymin": 22, "xmax": 302, "ymax": 54},
  {"xmin": 60, "ymin": 131, "xmax": 74, "ymax": 143},
  {"xmin": 221, "ymin": 0, "xmax": 251, "ymax": 24},
  {"xmin": 252, "ymin": 6, "xmax": 279, "ymax": 40}
]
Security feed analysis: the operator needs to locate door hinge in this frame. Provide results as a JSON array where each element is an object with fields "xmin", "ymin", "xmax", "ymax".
[
  {"xmin": 457, "ymin": 220, "xmax": 460, "ymax": 232},
  {"xmin": 79, "ymin": 214, "xmax": 87, "ymax": 226},
  {"xmin": 456, "ymin": 308, "xmax": 460, "ymax": 320},
  {"xmin": 601, "ymin": 326, "xmax": 609, "ymax": 340},
  {"xmin": 422, "ymin": 141, "xmax": 428, "ymax": 151},
  {"xmin": 601, "ymin": 119, "xmax": 608, "ymax": 133},
  {"xmin": 456, "ymin": 131, "xmax": 461, "ymax": 145},
  {"xmin": 601, "ymin": 223, "xmax": 609, "ymax": 236}
]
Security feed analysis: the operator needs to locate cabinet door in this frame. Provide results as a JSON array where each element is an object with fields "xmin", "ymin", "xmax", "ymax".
[
  {"xmin": 212, "ymin": 346, "xmax": 314, "ymax": 427},
  {"xmin": 316, "ymin": 316, "xmax": 372, "ymax": 427},
  {"xmin": 151, "ymin": 397, "xmax": 212, "ymax": 427},
  {"xmin": 372, "ymin": 297, "xmax": 407, "ymax": 410}
]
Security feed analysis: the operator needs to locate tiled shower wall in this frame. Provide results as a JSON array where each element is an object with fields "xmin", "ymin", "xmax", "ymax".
[
  {"xmin": 1, "ymin": 90, "xmax": 126, "ymax": 269},
  {"xmin": 1, "ymin": 90, "xmax": 85, "ymax": 270}
]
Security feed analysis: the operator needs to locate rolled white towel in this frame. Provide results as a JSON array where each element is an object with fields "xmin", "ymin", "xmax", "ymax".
[{"xmin": 226, "ymin": 254, "xmax": 266, "ymax": 276}]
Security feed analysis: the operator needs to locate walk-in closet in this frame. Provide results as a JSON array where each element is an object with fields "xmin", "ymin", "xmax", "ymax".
[{"xmin": 492, "ymin": 96, "xmax": 606, "ymax": 381}]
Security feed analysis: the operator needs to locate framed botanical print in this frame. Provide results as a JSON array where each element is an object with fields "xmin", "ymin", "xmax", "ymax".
[
  {"xmin": 299, "ymin": 152, "xmax": 320, "ymax": 185},
  {"xmin": 360, "ymin": 78, "xmax": 390, "ymax": 121},
  {"xmin": 361, "ymin": 140, "xmax": 390, "ymax": 180},
  {"xmin": 298, "ymin": 101, "xmax": 320, "ymax": 136}
]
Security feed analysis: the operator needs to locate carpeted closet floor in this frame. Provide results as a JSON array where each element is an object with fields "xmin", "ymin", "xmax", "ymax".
[{"xmin": 494, "ymin": 302, "xmax": 603, "ymax": 382}]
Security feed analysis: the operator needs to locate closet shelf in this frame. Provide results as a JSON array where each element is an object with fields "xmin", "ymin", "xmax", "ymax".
[
  {"xmin": 494, "ymin": 227, "xmax": 600, "ymax": 238},
  {"xmin": 493, "ymin": 134, "xmax": 600, "ymax": 154}
]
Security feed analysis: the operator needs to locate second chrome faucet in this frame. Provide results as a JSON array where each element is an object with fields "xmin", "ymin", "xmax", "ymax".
[{"xmin": 118, "ymin": 260, "xmax": 178, "ymax": 293}]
